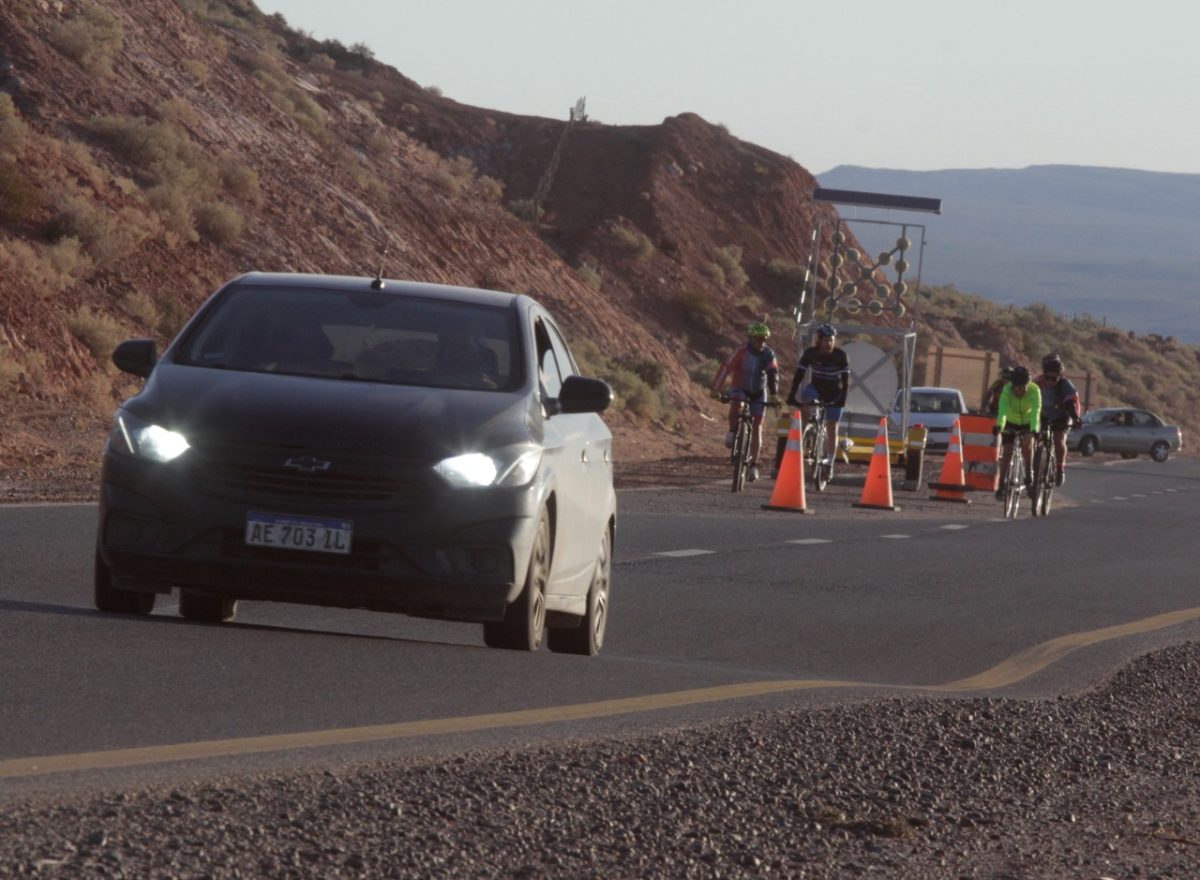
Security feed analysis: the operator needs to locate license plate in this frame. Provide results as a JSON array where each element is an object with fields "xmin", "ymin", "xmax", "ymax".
[{"xmin": 245, "ymin": 511, "xmax": 353, "ymax": 555}]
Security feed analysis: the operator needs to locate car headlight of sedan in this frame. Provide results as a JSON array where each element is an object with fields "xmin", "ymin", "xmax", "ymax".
[
  {"xmin": 435, "ymin": 444, "xmax": 542, "ymax": 488},
  {"xmin": 110, "ymin": 411, "xmax": 190, "ymax": 462}
]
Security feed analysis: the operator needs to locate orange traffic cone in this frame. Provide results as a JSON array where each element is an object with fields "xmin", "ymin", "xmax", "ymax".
[
  {"xmin": 762, "ymin": 411, "xmax": 813, "ymax": 514},
  {"xmin": 853, "ymin": 418, "xmax": 900, "ymax": 511},
  {"xmin": 929, "ymin": 418, "xmax": 970, "ymax": 504}
]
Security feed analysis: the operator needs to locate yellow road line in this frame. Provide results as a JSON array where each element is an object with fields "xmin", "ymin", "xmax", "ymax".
[{"xmin": 4, "ymin": 606, "xmax": 1200, "ymax": 780}]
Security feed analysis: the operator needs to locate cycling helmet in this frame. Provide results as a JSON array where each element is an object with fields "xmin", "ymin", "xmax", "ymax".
[
  {"xmin": 815, "ymin": 322, "xmax": 837, "ymax": 338},
  {"xmin": 1042, "ymin": 353, "xmax": 1063, "ymax": 373},
  {"xmin": 747, "ymin": 322, "xmax": 770, "ymax": 339},
  {"xmin": 999, "ymin": 365, "xmax": 1014, "ymax": 380},
  {"xmin": 1010, "ymin": 365, "xmax": 1031, "ymax": 386}
]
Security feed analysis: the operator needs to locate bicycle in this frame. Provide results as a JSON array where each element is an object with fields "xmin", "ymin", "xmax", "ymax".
[
  {"xmin": 1030, "ymin": 424, "xmax": 1056, "ymax": 517},
  {"xmin": 800, "ymin": 400, "xmax": 837, "ymax": 493},
  {"xmin": 721, "ymin": 394, "xmax": 780, "ymax": 493},
  {"xmin": 1000, "ymin": 426, "xmax": 1032, "ymax": 519}
]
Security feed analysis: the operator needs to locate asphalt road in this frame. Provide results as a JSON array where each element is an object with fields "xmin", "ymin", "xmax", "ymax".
[{"xmin": 3, "ymin": 456, "xmax": 1199, "ymax": 798}]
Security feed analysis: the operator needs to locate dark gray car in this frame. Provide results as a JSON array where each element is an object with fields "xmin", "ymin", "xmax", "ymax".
[
  {"xmin": 96, "ymin": 272, "xmax": 616, "ymax": 654},
  {"xmin": 1070, "ymin": 407, "xmax": 1182, "ymax": 462}
]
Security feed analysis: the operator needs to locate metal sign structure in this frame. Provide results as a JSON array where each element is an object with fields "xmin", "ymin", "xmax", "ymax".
[{"xmin": 795, "ymin": 188, "xmax": 942, "ymax": 440}]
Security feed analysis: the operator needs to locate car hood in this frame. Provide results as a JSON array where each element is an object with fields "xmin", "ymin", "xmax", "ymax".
[{"xmin": 126, "ymin": 364, "xmax": 535, "ymax": 462}]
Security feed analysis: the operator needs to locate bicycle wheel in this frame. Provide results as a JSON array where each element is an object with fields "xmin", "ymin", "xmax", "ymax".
[
  {"xmin": 1004, "ymin": 448, "xmax": 1023, "ymax": 519},
  {"xmin": 813, "ymin": 424, "xmax": 831, "ymax": 493},
  {"xmin": 1040, "ymin": 446, "xmax": 1056, "ymax": 516},
  {"xmin": 801, "ymin": 423, "xmax": 818, "ymax": 486},
  {"xmin": 1030, "ymin": 444, "xmax": 1047, "ymax": 517},
  {"xmin": 731, "ymin": 419, "xmax": 749, "ymax": 493}
]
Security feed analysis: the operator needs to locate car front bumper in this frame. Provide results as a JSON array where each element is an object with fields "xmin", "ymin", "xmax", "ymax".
[{"xmin": 97, "ymin": 453, "xmax": 544, "ymax": 622}]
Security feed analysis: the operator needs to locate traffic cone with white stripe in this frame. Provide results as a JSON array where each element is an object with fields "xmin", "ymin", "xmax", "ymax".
[
  {"xmin": 929, "ymin": 418, "xmax": 970, "ymax": 504},
  {"xmin": 853, "ymin": 418, "xmax": 900, "ymax": 511},
  {"xmin": 762, "ymin": 410, "xmax": 813, "ymax": 514}
]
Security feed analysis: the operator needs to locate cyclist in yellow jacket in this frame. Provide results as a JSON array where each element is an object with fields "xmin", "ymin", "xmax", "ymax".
[{"xmin": 993, "ymin": 365, "xmax": 1042, "ymax": 501}]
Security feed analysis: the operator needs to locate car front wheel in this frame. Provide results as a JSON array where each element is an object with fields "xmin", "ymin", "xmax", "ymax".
[
  {"xmin": 179, "ymin": 590, "xmax": 238, "ymax": 623},
  {"xmin": 1151, "ymin": 441, "xmax": 1171, "ymax": 462},
  {"xmin": 484, "ymin": 511, "xmax": 549, "ymax": 651},
  {"xmin": 94, "ymin": 551, "xmax": 155, "ymax": 615},
  {"xmin": 1079, "ymin": 436, "xmax": 1098, "ymax": 457},
  {"xmin": 549, "ymin": 526, "xmax": 610, "ymax": 656}
]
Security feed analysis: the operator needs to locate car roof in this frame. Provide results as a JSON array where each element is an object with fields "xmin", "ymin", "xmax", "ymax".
[
  {"xmin": 909, "ymin": 387, "xmax": 962, "ymax": 395},
  {"xmin": 229, "ymin": 272, "xmax": 525, "ymax": 309}
]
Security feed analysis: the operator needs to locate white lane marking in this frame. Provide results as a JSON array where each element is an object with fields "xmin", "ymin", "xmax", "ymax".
[
  {"xmin": 881, "ymin": 534, "xmax": 911, "ymax": 540},
  {"xmin": 1112, "ymin": 496, "xmax": 1128, "ymax": 501},
  {"xmin": 939, "ymin": 524, "xmax": 969, "ymax": 530},
  {"xmin": 655, "ymin": 549, "xmax": 716, "ymax": 558},
  {"xmin": 787, "ymin": 538, "xmax": 832, "ymax": 545},
  {"xmin": 1131, "ymin": 493, "xmax": 1147, "ymax": 498}
]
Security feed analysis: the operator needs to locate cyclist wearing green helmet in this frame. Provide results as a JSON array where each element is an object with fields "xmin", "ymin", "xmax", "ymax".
[{"xmin": 712, "ymin": 323, "xmax": 780, "ymax": 482}]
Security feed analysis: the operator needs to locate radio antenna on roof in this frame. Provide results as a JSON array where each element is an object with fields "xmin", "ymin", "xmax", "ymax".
[{"xmin": 371, "ymin": 242, "xmax": 389, "ymax": 290}]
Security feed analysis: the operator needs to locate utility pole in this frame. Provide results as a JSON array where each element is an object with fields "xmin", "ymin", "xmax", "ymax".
[{"xmin": 531, "ymin": 97, "xmax": 586, "ymax": 222}]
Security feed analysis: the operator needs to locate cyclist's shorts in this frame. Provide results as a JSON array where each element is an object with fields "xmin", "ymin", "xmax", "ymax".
[
  {"xmin": 728, "ymin": 388, "xmax": 768, "ymax": 420},
  {"xmin": 1047, "ymin": 415, "xmax": 1073, "ymax": 432},
  {"xmin": 798, "ymin": 385, "xmax": 843, "ymax": 422},
  {"xmin": 1000, "ymin": 423, "xmax": 1033, "ymax": 444}
]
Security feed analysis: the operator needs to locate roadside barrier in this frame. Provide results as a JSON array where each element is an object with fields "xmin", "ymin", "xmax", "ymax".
[
  {"xmin": 901, "ymin": 425, "xmax": 927, "ymax": 491},
  {"xmin": 763, "ymin": 411, "xmax": 813, "ymax": 514},
  {"xmin": 929, "ymin": 418, "xmax": 970, "ymax": 503},
  {"xmin": 960, "ymin": 414, "xmax": 1001, "ymax": 493},
  {"xmin": 853, "ymin": 418, "xmax": 899, "ymax": 511}
]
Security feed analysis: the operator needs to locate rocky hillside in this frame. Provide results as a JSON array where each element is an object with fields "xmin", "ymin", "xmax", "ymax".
[{"xmin": 0, "ymin": 0, "xmax": 1195, "ymax": 497}]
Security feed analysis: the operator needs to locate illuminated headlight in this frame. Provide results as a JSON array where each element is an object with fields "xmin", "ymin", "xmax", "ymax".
[
  {"xmin": 435, "ymin": 445, "xmax": 542, "ymax": 488},
  {"xmin": 111, "ymin": 411, "xmax": 190, "ymax": 462}
]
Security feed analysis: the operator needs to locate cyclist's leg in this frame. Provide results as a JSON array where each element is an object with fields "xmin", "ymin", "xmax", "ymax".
[
  {"xmin": 1021, "ymin": 431, "xmax": 1034, "ymax": 484},
  {"xmin": 997, "ymin": 431, "xmax": 1014, "ymax": 499},
  {"xmin": 824, "ymin": 403, "xmax": 844, "ymax": 463},
  {"xmin": 747, "ymin": 399, "xmax": 767, "ymax": 478},
  {"xmin": 726, "ymin": 390, "xmax": 747, "ymax": 448},
  {"xmin": 1053, "ymin": 422, "xmax": 1068, "ymax": 484}
]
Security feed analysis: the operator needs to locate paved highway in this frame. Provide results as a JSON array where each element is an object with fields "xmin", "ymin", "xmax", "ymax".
[{"xmin": 3, "ymin": 456, "xmax": 1199, "ymax": 798}]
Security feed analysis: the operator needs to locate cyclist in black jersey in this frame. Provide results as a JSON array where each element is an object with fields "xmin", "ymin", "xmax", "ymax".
[{"xmin": 785, "ymin": 323, "xmax": 849, "ymax": 467}]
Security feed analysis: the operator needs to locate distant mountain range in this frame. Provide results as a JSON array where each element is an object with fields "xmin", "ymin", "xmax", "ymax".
[{"xmin": 817, "ymin": 165, "xmax": 1200, "ymax": 342}]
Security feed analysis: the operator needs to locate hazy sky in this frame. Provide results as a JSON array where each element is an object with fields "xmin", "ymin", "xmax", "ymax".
[{"xmin": 257, "ymin": 0, "xmax": 1198, "ymax": 176}]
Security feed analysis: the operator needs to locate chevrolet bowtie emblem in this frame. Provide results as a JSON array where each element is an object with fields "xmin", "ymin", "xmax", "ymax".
[{"xmin": 284, "ymin": 456, "xmax": 332, "ymax": 474}]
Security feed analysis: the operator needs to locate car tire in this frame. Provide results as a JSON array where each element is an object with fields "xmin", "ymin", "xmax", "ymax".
[
  {"xmin": 1151, "ymin": 441, "xmax": 1170, "ymax": 463},
  {"xmin": 483, "ymin": 511, "xmax": 549, "ymax": 651},
  {"xmin": 549, "ymin": 526, "xmax": 610, "ymax": 657},
  {"xmin": 94, "ymin": 551, "xmax": 155, "ymax": 615},
  {"xmin": 1079, "ymin": 436, "xmax": 1098, "ymax": 457},
  {"xmin": 179, "ymin": 589, "xmax": 237, "ymax": 623}
]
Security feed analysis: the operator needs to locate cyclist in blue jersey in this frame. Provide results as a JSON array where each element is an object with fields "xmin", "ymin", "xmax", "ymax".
[
  {"xmin": 712, "ymin": 323, "xmax": 780, "ymax": 483},
  {"xmin": 786, "ymin": 323, "xmax": 849, "ymax": 467},
  {"xmin": 1034, "ymin": 353, "xmax": 1081, "ymax": 486}
]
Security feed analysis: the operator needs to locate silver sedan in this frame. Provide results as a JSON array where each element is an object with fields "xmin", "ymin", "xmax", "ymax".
[{"xmin": 1071, "ymin": 407, "xmax": 1183, "ymax": 462}]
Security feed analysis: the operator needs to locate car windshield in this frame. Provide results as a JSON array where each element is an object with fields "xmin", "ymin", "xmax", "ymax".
[
  {"xmin": 175, "ymin": 286, "xmax": 521, "ymax": 391},
  {"xmin": 1082, "ymin": 410, "xmax": 1116, "ymax": 425},
  {"xmin": 897, "ymin": 392, "xmax": 961, "ymax": 414}
]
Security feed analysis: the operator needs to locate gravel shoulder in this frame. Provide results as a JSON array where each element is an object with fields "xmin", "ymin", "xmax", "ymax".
[{"xmin": 2, "ymin": 642, "xmax": 1198, "ymax": 878}]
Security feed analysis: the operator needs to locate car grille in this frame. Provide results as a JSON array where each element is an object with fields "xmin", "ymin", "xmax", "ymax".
[{"xmin": 186, "ymin": 444, "xmax": 429, "ymax": 505}]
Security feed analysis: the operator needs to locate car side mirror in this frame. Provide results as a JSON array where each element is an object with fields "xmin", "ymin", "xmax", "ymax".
[
  {"xmin": 113, "ymin": 338, "xmax": 157, "ymax": 378},
  {"xmin": 552, "ymin": 375, "xmax": 613, "ymax": 415}
]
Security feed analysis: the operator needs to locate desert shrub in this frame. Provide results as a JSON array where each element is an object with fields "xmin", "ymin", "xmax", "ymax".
[
  {"xmin": 67, "ymin": 307, "xmax": 127, "ymax": 362},
  {"xmin": 218, "ymin": 161, "xmax": 263, "ymax": 207},
  {"xmin": 570, "ymin": 339, "xmax": 674, "ymax": 422},
  {"xmin": 473, "ymin": 175, "xmax": 504, "ymax": 202},
  {"xmin": 701, "ymin": 262, "xmax": 725, "ymax": 285},
  {"xmin": 506, "ymin": 199, "xmax": 543, "ymax": 221},
  {"xmin": 577, "ymin": 262, "xmax": 602, "ymax": 290},
  {"xmin": 44, "ymin": 236, "xmax": 93, "ymax": 283},
  {"xmin": 64, "ymin": 141, "xmax": 109, "ymax": 191},
  {"xmin": 425, "ymin": 85, "xmax": 443, "ymax": 97},
  {"xmin": 610, "ymin": 354, "xmax": 665, "ymax": 390},
  {"xmin": 309, "ymin": 53, "xmax": 335, "ymax": 70},
  {"xmin": 364, "ymin": 131, "xmax": 392, "ymax": 161},
  {"xmin": 48, "ymin": 1, "xmax": 125, "ymax": 77},
  {"xmin": 0, "ymin": 94, "xmax": 28, "ymax": 155},
  {"xmin": 612, "ymin": 224, "xmax": 654, "ymax": 260},
  {"xmin": 688, "ymin": 357, "xmax": 722, "ymax": 386},
  {"xmin": 49, "ymin": 190, "xmax": 151, "ymax": 267},
  {"xmin": 153, "ymin": 290, "xmax": 192, "ymax": 338},
  {"xmin": 0, "ymin": 161, "xmax": 42, "ymax": 224},
  {"xmin": 194, "ymin": 200, "xmax": 245, "ymax": 244},
  {"xmin": 146, "ymin": 183, "xmax": 198, "ymax": 244},
  {"xmin": 182, "ymin": 59, "xmax": 210, "ymax": 85},
  {"xmin": 122, "ymin": 291, "xmax": 161, "ymax": 328},
  {"xmin": 156, "ymin": 97, "xmax": 200, "ymax": 129},
  {"xmin": 0, "ymin": 341, "xmax": 20, "ymax": 393},
  {"xmin": 766, "ymin": 258, "xmax": 806, "ymax": 283},
  {"xmin": 674, "ymin": 288, "xmax": 724, "ymax": 338},
  {"xmin": 712, "ymin": 244, "xmax": 748, "ymax": 288}
]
